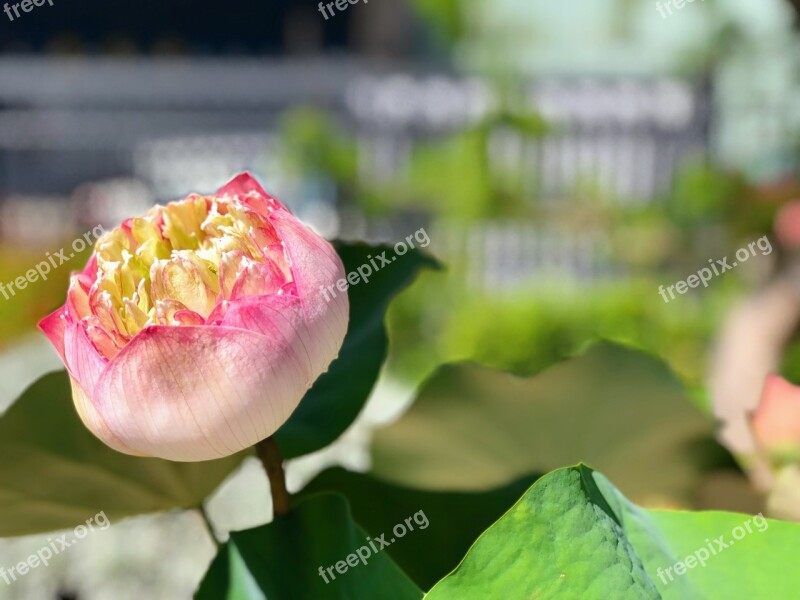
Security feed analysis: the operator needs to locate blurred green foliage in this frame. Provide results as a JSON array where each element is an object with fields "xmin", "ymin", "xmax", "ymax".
[
  {"xmin": 411, "ymin": 0, "xmax": 465, "ymax": 46},
  {"xmin": 279, "ymin": 108, "xmax": 359, "ymax": 192},
  {"xmin": 0, "ymin": 242, "xmax": 91, "ymax": 348},
  {"xmin": 371, "ymin": 343, "xmax": 741, "ymax": 509},
  {"xmin": 669, "ymin": 160, "xmax": 746, "ymax": 227},
  {"xmin": 275, "ymin": 99, "xmax": 786, "ymax": 414}
]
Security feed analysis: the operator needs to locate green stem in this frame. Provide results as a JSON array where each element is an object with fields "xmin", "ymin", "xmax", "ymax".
[
  {"xmin": 256, "ymin": 436, "xmax": 291, "ymax": 516},
  {"xmin": 198, "ymin": 506, "xmax": 221, "ymax": 549}
]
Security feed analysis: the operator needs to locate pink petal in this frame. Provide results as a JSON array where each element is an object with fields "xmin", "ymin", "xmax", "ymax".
[
  {"xmin": 40, "ymin": 304, "xmax": 138, "ymax": 455},
  {"xmin": 91, "ymin": 325, "xmax": 309, "ymax": 461},
  {"xmin": 85, "ymin": 317, "xmax": 123, "ymax": 358},
  {"xmin": 219, "ymin": 293, "xmax": 314, "ymax": 382},
  {"xmin": 81, "ymin": 253, "xmax": 99, "ymax": 279},
  {"xmin": 229, "ymin": 259, "xmax": 286, "ymax": 300},
  {"xmin": 63, "ymin": 319, "xmax": 109, "ymax": 393},
  {"xmin": 174, "ymin": 310, "xmax": 205, "ymax": 326},
  {"xmin": 70, "ymin": 376, "xmax": 145, "ymax": 456},
  {"xmin": 753, "ymin": 374, "xmax": 800, "ymax": 450},
  {"xmin": 66, "ymin": 273, "xmax": 93, "ymax": 321},
  {"xmin": 217, "ymin": 172, "xmax": 287, "ymax": 213},
  {"xmin": 38, "ymin": 307, "xmax": 68, "ymax": 363},
  {"xmin": 217, "ymin": 251, "xmax": 248, "ymax": 300},
  {"xmin": 267, "ymin": 208, "xmax": 349, "ymax": 364},
  {"xmin": 775, "ymin": 201, "xmax": 800, "ymax": 249}
]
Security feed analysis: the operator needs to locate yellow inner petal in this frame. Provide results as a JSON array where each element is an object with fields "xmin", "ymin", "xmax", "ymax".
[{"xmin": 70, "ymin": 194, "xmax": 291, "ymax": 355}]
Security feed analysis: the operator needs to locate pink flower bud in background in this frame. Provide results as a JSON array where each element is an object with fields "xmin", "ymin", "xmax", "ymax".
[
  {"xmin": 774, "ymin": 200, "xmax": 800, "ymax": 250},
  {"xmin": 752, "ymin": 374, "xmax": 800, "ymax": 458},
  {"xmin": 39, "ymin": 173, "xmax": 349, "ymax": 461}
]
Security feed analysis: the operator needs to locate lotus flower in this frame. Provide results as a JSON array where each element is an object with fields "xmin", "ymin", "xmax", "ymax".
[
  {"xmin": 39, "ymin": 173, "xmax": 348, "ymax": 461},
  {"xmin": 752, "ymin": 374, "xmax": 800, "ymax": 459}
]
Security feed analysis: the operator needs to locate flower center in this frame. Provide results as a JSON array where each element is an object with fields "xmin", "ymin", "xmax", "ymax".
[{"xmin": 69, "ymin": 194, "xmax": 292, "ymax": 358}]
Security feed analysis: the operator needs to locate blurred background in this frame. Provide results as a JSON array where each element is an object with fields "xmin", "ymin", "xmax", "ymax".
[{"xmin": 2, "ymin": 0, "xmax": 800, "ymax": 597}]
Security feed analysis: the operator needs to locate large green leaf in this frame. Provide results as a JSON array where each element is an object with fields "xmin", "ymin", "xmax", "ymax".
[
  {"xmin": 299, "ymin": 467, "xmax": 540, "ymax": 590},
  {"xmin": 195, "ymin": 493, "xmax": 422, "ymax": 599},
  {"xmin": 372, "ymin": 342, "xmax": 745, "ymax": 509},
  {"xmin": 196, "ymin": 542, "xmax": 265, "ymax": 600},
  {"xmin": 641, "ymin": 503, "xmax": 795, "ymax": 598},
  {"xmin": 0, "ymin": 371, "xmax": 246, "ymax": 537},
  {"xmin": 426, "ymin": 465, "xmax": 800, "ymax": 599},
  {"xmin": 276, "ymin": 242, "xmax": 437, "ymax": 459}
]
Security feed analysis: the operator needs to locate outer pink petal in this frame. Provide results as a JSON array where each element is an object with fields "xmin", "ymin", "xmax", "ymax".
[
  {"xmin": 216, "ymin": 171, "xmax": 348, "ymax": 373},
  {"xmin": 63, "ymin": 319, "xmax": 108, "ymax": 392},
  {"xmin": 266, "ymin": 209, "xmax": 349, "ymax": 373},
  {"xmin": 40, "ymin": 306, "xmax": 109, "ymax": 393},
  {"xmin": 91, "ymin": 325, "xmax": 309, "ymax": 461},
  {"xmin": 40, "ymin": 309, "xmax": 141, "ymax": 455},
  {"xmin": 217, "ymin": 172, "xmax": 288, "ymax": 213},
  {"xmin": 38, "ymin": 253, "xmax": 99, "ymax": 361},
  {"xmin": 81, "ymin": 253, "xmax": 98, "ymax": 279},
  {"xmin": 219, "ymin": 294, "xmax": 314, "ymax": 384},
  {"xmin": 39, "ymin": 307, "xmax": 68, "ymax": 364},
  {"xmin": 752, "ymin": 374, "xmax": 800, "ymax": 450},
  {"xmin": 70, "ymin": 376, "xmax": 145, "ymax": 456}
]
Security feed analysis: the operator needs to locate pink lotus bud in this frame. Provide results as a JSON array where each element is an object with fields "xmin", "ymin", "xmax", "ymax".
[
  {"xmin": 752, "ymin": 374, "xmax": 800, "ymax": 458},
  {"xmin": 39, "ymin": 173, "xmax": 349, "ymax": 461},
  {"xmin": 775, "ymin": 201, "xmax": 800, "ymax": 250}
]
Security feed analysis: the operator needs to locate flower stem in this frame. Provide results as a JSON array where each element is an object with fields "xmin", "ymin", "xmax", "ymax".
[
  {"xmin": 198, "ymin": 506, "xmax": 221, "ymax": 549},
  {"xmin": 256, "ymin": 436, "xmax": 291, "ymax": 517}
]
